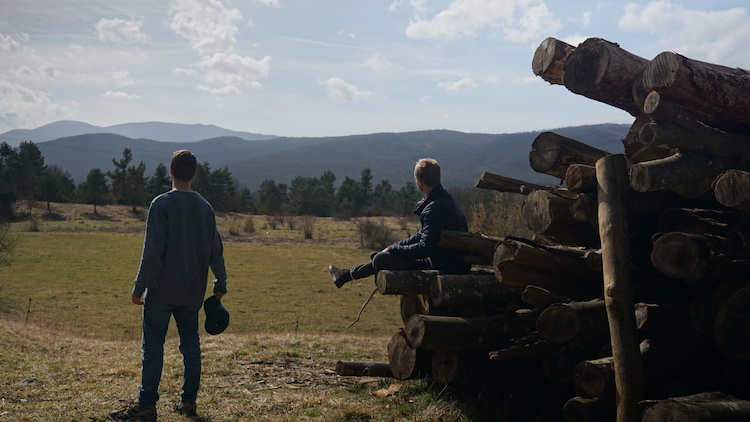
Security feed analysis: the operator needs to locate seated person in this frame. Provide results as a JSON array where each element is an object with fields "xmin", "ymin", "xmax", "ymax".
[{"xmin": 329, "ymin": 158, "xmax": 470, "ymax": 288}]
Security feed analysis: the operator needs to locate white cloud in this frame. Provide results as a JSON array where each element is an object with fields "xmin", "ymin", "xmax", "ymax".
[
  {"xmin": 104, "ymin": 90, "xmax": 141, "ymax": 100},
  {"xmin": 405, "ymin": 0, "xmax": 561, "ymax": 43},
  {"xmin": 12, "ymin": 62, "xmax": 57, "ymax": 80},
  {"xmin": 169, "ymin": 0, "xmax": 243, "ymax": 55},
  {"xmin": 197, "ymin": 52, "xmax": 270, "ymax": 93},
  {"xmin": 363, "ymin": 53, "xmax": 395, "ymax": 72},
  {"xmin": 95, "ymin": 18, "xmax": 149, "ymax": 44},
  {"xmin": 0, "ymin": 32, "xmax": 25, "ymax": 52},
  {"xmin": 321, "ymin": 77, "xmax": 373, "ymax": 101},
  {"xmin": 254, "ymin": 0, "xmax": 279, "ymax": 6},
  {"xmin": 619, "ymin": 1, "xmax": 750, "ymax": 66},
  {"xmin": 106, "ymin": 70, "xmax": 135, "ymax": 88},
  {"xmin": 0, "ymin": 79, "xmax": 74, "ymax": 132},
  {"xmin": 438, "ymin": 77, "xmax": 478, "ymax": 92}
]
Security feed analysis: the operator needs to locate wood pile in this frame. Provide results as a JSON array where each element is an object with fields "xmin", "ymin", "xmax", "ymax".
[{"xmin": 336, "ymin": 37, "xmax": 750, "ymax": 421}]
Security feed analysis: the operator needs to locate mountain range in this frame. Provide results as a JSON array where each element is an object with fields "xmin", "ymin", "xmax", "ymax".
[{"xmin": 0, "ymin": 121, "xmax": 630, "ymax": 191}]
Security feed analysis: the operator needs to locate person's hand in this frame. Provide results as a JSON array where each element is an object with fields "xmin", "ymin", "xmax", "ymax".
[
  {"xmin": 214, "ymin": 291, "xmax": 226, "ymax": 301},
  {"xmin": 131, "ymin": 293, "xmax": 144, "ymax": 305}
]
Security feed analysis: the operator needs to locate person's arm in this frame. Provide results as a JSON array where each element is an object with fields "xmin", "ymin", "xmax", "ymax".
[
  {"xmin": 132, "ymin": 200, "xmax": 168, "ymax": 302},
  {"xmin": 388, "ymin": 205, "xmax": 446, "ymax": 259},
  {"xmin": 210, "ymin": 223, "xmax": 228, "ymax": 298}
]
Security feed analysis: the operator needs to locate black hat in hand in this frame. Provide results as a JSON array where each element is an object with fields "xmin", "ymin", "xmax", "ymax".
[{"xmin": 204, "ymin": 296, "xmax": 230, "ymax": 335}]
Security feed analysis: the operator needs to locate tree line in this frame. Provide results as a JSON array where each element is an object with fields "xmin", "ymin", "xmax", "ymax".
[{"xmin": 0, "ymin": 141, "xmax": 427, "ymax": 219}]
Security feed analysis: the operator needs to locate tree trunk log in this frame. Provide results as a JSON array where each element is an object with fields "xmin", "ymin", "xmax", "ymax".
[
  {"xmin": 429, "ymin": 273, "xmax": 522, "ymax": 308},
  {"xmin": 430, "ymin": 350, "xmax": 489, "ymax": 386},
  {"xmin": 536, "ymin": 299, "xmax": 609, "ymax": 343},
  {"xmin": 532, "ymin": 37, "xmax": 575, "ymax": 85},
  {"xmin": 404, "ymin": 314, "xmax": 532, "ymax": 351},
  {"xmin": 566, "ymin": 164, "xmax": 598, "ymax": 193},
  {"xmin": 650, "ymin": 232, "xmax": 725, "ymax": 282},
  {"xmin": 562, "ymin": 37, "xmax": 649, "ymax": 117},
  {"xmin": 628, "ymin": 150, "xmax": 727, "ymax": 197},
  {"xmin": 638, "ymin": 51, "xmax": 750, "ymax": 132},
  {"xmin": 563, "ymin": 395, "xmax": 615, "ymax": 422},
  {"xmin": 521, "ymin": 285, "xmax": 572, "ymax": 310},
  {"xmin": 622, "ymin": 114, "xmax": 674, "ymax": 163},
  {"xmin": 529, "ymin": 132, "xmax": 611, "ymax": 180},
  {"xmin": 714, "ymin": 169, "xmax": 750, "ymax": 210},
  {"xmin": 400, "ymin": 294, "xmax": 430, "ymax": 324},
  {"xmin": 376, "ymin": 270, "xmax": 434, "ymax": 295},
  {"xmin": 641, "ymin": 392, "xmax": 750, "ymax": 422},
  {"xmin": 474, "ymin": 171, "xmax": 558, "ymax": 195},
  {"xmin": 335, "ymin": 361, "xmax": 394, "ymax": 378},
  {"xmin": 714, "ymin": 285, "xmax": 750, "ymax": 360},
  {"xmin": 493, "ymin": 237, "xmax": 603, "ymax": 298},
  {"xmin": 596, "ymin": 153, "xmax": 644, "ymax": 422},
  {"xmin": 569, "ymin": 193, "xmax": 598, "ymax": 225},
  {"xmin": 574, "ymin": 340, "xmax": 651, "ymax": 398},
  {"xmin": 437, "ymin": 229, "xmax": 501, "ymax": 265},
  {"xmin": 656, "ymin": 208, "xmax": 735, "ymax": 237},
  {"xmin": 522, "ymin": 190, "xmax": 600, "ymax": 247},
  {"xmin": 387, "ymin": 329, "xmax": 431, "ymax": 380}
]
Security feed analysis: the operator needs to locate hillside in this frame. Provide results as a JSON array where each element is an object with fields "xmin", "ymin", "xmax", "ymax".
[
  {"xmin": 0, "ymin": 120, "xmax": 275, "ymax": 147},
  {"xmin": 35, "ymin": 124, "xmax": 629, "ymax": 191}
]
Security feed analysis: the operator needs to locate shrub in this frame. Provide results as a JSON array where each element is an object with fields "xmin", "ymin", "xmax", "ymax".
[
  {"xmin": 298, "ymin": 215, "xmax": 315, "ymax": 239},
  {"xmin": 469, "ymin": 192, "xmax": 533, "ymax": 238},
  {"xmin": 356, "ymin": 218, "xmax": 396, "ymax": 250}
]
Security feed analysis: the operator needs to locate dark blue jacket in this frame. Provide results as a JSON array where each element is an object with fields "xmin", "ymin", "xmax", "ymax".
[{"xmin": 387, "ymin": 184, "xmax": 469, "ymax": 273}]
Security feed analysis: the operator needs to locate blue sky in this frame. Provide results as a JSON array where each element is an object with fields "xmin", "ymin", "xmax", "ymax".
[{"xmin": 1, "ymin": 0, "xmax": 749, "ymax": 138}]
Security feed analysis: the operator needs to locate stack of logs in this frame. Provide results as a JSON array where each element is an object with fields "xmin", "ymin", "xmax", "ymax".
[{"xmin": 336, "ymin": 37, "xmax": 750, "ymax": 422}]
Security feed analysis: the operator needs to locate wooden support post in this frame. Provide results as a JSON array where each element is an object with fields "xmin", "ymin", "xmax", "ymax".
[{"xmin": 596, "ymin": 153, "xmax": 644, "ymax": 422}]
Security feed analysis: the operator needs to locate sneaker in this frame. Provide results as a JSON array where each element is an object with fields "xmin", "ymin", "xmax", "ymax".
[
  {"xmin": 108, "ymin": 402, "xmax": 157, "ymax": 422},
  {"xmin": 328, "ymin": 265, "xmax": 352, "ymax": 288},
  {"xmin": 174, "ymin": 401, "xmax": 197, "ymax": 417}
]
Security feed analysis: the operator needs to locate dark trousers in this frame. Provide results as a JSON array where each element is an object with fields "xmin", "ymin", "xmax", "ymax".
[{"xmin": 349, "ymin": 250, "xmax": 432, "ymax": 280}]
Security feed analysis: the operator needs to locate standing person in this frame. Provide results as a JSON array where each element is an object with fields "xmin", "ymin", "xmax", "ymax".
[
  {"xmin": 109, "ymin": 150, "xmax": 228, "ymax": 422},
  {"xmin": 329, "ymin": 158, "xmax": 469, "ymax": 288}
]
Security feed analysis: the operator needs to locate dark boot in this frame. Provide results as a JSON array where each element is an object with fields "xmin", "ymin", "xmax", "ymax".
[{"xmin": 328, "ymin": 265, "xmax": 352, "ymax": 288}]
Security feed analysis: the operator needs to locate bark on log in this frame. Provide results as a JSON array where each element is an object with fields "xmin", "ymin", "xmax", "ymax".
[
  {"xmin": 404, "ymin": 314, "xmax": 532, "ymax": 351},
  {"xmin": 335, "ymin": 361, "xmax": 394, "ymax": 378},
  {"xmin": 522, "ymin": 190, "xmax": 600, "ymax": 247},
  {"xmin": 430, "ymin": 350, "xmax": 489, "ymax": 386},
  {"xmin": 429, "ymin": 273, "xmax": 522, "ymax": 308},
  {"xmin": 622, "ymin": 114, "xmax": 673, "ymax": 163},
  {"xmin": 563, "ymin": 38, "xmax": 649, "ymax": 117},
  {"xmin": 474, "ymin": 171, "xmax": 558, "ymax": 195},
  {"xmin": 596, "ymin": 153, "xmax": 644, "ymax": 422},
  {"xmin": 536, "ymin": 299, "xmax": 609, "ymax": 343},
  {"xmin": 714, "ymin": 285, "xmax": 750, "ymax": 360},
  {"xmin": 493, "ymin": 237, "xmax": 602, "ymax": 298},
  {"xmin": 628, "ymin": 150, "xmax": 727, "ymax": 197},
  {"xmin": 400, "ymin": 294, "xmax": 430, "ymax": 324},
  {"xmin": 714, "ymin": 169, "xmax": 750, "ymax": 210},
  {"xmin": 650, "ymin": 232, "xmax": 727, "ymax": 282},
  {"xmin": 638, "ymin": 50, "xmax": 750, "ymax": 132},
  {"xmin": 563, "ymin": 396, "xmax": 615, "ymax": 422},
  {"xmin": 387, "ymin": 329, "xmax": 431, "ymax": 380},
  {"xmin": 634, "ymin": 303, "xmax": 680, "ymax": 332},
  {"xmin": 569, "ymin": 193, "xmax": 598, "ymax": 225},
  {"xmin": 521, "ymin": 285, "xmax": 572, "ymax": 310},
  {"xmin": 529, "ymin": 132, "xmax": 611, "ymax": 180},
  {"xmin": 641, "ymin": 392, "xmax": 750, "ymax": 422},
  {"xmin": 656, "ymin": 208, "xmax": 735, "ymax": 237},
  {"xmin": 532, "ymin": 37, "xmax": 575, "ymax": 85},
  {"xmin": 574, "ymin": 340, "xmax": 651, "ymax": 398},
  {"xmin": 437, "ymin": 230, "xmax": 501, "ymax": 265},
  {"xmin": 376, "ymin": 270, "xmax": 434, "ymax": 295},
  {"xmin": 566, "ymin": 164, "xmax": 597, "ymax": 193},
  {"xmin": 488, "ymin": 334, "xmax": 563, "ymax": 361}
]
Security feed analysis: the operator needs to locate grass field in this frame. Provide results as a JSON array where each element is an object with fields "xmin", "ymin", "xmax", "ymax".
[{"xmin": 0, "ymin": 202, "xmax": 563, "ymax": 421}]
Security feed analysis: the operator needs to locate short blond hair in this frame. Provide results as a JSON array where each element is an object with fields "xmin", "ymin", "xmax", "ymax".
[{"xmin": 414, "ymin": 158, "xmax": 440, "ymax": 188}]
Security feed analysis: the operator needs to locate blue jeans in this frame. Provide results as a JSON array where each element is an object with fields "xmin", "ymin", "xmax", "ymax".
[{"xmin": 138, "ymin": 302, "xmax": 201, "ymax": 407}]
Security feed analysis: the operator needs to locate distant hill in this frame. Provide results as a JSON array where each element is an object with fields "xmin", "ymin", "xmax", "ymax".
[
  {"xmin": 0, "ymin": 120, "xmax": 275, "ymax": 147},
  {"xmin": 35, "ymin": 123, "xmax": 629, "ymax": 191}
]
